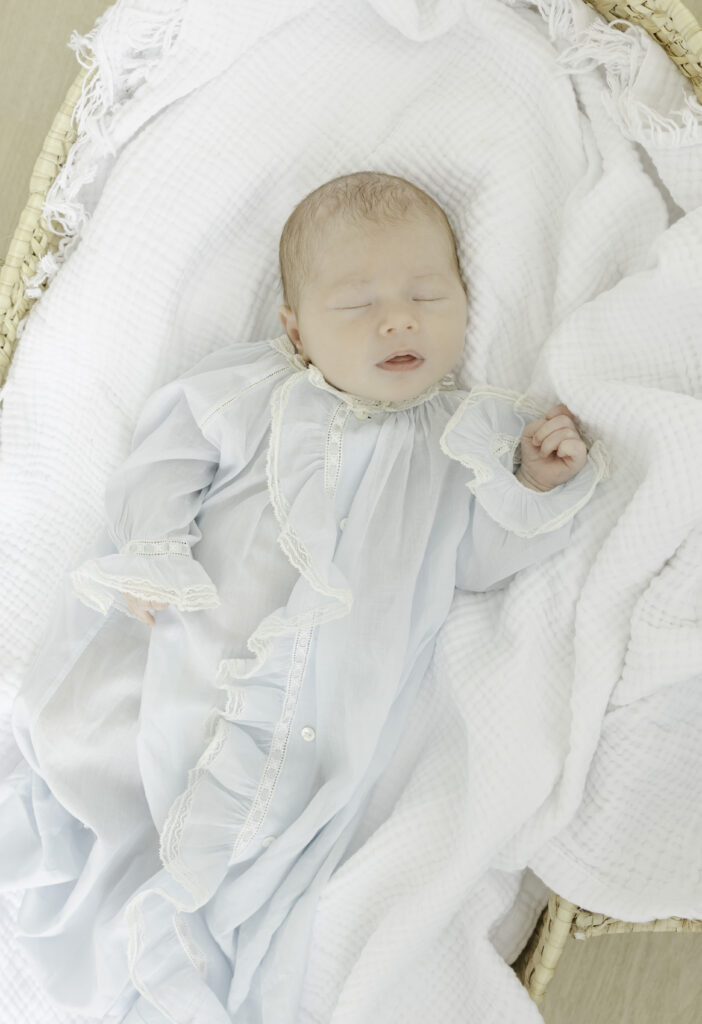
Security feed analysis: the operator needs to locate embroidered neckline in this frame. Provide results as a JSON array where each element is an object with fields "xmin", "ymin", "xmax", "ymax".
[{"xmin": 267, "ymin": 333, "xmax": 457, "ymax": 419}]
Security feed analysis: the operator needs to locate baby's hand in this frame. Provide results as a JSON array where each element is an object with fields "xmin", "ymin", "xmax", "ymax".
[
  {"xmin": 517, "ymin": 403, "xmax": 588, "ymax": 491},
  {"xmin": 122, "ymin": 593, "xmax": 170, "ymax": 626}
]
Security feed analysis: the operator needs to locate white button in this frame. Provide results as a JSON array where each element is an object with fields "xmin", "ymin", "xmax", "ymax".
[
  {"xmin": 261, "ymin": 835, "xmax": 276, "ymax": 848},
  {"xmin": 340, "ymin": 517, "xmax": 348, "ymax": 531},
  {"xmin": 301, "ymin": 726, "xmax": 316, "ymax": 742}
]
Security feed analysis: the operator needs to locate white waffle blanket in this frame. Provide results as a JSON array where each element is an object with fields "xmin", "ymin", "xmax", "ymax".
[{"xmin": 1, "ymin": 0, "xmax": 701, "ymax": 1021}]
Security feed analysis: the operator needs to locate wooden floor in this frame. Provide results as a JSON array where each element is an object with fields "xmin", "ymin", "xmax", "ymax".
[
  {"xmin": 513, "ymin": 925, "xmax": 702, "ymax": 1023},
  {"xmin": 2, "ymin": 3, "xmax": 702, "ymax": 1021}
]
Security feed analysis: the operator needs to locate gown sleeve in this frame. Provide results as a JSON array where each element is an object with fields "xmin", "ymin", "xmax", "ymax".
[
  {"xmin": 439, "ymin": 386, "xmax": 612, "ymax": 593},
  {"xmin": 70, "ymin": 340, "xmax": 283, "ymax": 619}
]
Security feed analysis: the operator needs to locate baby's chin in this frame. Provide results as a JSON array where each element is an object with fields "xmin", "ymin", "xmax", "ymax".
[{"xmin": 325, "ymin": 371, "xmax": 444, "ymax": 404}]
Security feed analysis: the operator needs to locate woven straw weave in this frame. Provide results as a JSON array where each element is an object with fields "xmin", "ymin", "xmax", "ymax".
[{"xmin": 0, "ymin": 65, "xmax": 88, "ymax": 387}]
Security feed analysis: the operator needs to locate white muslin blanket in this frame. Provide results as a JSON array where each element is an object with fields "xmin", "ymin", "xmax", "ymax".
[{"xmin": 1, "ymin": 0, "xmax": 701, "ymax": 1021}]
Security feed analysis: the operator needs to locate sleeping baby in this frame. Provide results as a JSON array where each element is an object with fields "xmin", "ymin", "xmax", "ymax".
[
  {"xmin": 3, "ymin": 171, "xmax": 607, "ymax": 1024},
  {"xmin": 127, "ymin": 172, "xmax": 592, "ymax": 626}
]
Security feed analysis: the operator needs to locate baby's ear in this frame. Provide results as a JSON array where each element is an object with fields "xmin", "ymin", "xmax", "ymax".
[{"xmin": 277, "ymin": 304, "xmax": 302, "ymax": 345}]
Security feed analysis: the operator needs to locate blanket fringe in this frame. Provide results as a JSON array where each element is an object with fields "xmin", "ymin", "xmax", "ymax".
[
  {"xmin": 537, "ymin": 0, "xmax": 702, "ymax": 148},
  {"xmin": 534, "ymin": 0, "xmax": 578, "ymax": 43},
  {"xmin": 24, "ymin": 1, "xmax": 187, "ymax": 298}
]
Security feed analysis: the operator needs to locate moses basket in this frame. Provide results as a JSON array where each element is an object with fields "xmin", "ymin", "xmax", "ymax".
[{"xmin": 1, "ymin": 0, "xmax": 701, "ymax": 1013}]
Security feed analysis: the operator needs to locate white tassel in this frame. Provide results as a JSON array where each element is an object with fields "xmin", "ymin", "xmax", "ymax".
[
  {"xmin": 534, "ymin": 0, "xmax": 578, "ymax": 43},
  {"xmin": 552, "ymin": 15, "xmax": 702, "ymax": 149},
  {"xmin": 24, "ymin": 1, "xmax": 187, "ymax": 297}
]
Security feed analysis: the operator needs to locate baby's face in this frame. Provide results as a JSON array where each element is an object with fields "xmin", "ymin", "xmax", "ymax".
[{"xmin": 278, "ymin": 213, "xmax": 469, "ymax": 402}]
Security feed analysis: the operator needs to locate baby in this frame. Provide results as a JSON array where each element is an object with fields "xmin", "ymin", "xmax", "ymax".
[
  {"xmin": 127, "ymin": 170, "xmax": 588, "ymax": 625},
  {"xmin": 6, "ymin": 171, "xmax": 603, "ymax": 1023}
]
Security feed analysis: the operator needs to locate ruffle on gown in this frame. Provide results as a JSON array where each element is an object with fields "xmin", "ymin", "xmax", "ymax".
[{"xmin": 441, "ymin": 383, "xmax": 611, "ymax": 539}]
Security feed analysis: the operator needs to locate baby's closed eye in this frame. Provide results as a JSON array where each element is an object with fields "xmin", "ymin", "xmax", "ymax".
[{"xmin": 335, "ymin": 297, "xmax": 446, "ymax": 310}]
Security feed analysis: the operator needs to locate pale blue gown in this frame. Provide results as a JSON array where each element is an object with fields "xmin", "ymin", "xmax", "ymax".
[{"xmin": 0, "ymin": 334, "xmax": 604, "ymax": 1023}]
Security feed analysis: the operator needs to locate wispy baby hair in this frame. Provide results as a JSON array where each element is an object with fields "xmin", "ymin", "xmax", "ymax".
[{"xmin": 278, "ymin": 170, "xmax": 465, "ymax": 315}]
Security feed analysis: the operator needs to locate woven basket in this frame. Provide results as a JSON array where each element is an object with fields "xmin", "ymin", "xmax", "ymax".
[
  {"xmin": 1, "ymin": 2, "xmax": 701, "ymax": 1013},
  {"xmin": 0, "ymin": 65, "xmax": 89, "ymax": 387}
]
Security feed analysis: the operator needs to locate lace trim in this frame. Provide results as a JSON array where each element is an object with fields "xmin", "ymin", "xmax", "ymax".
[
  {"xmin": 493, "ymin": 432, "xmax": 522, "ymax": 466},
  {"xmin": 232, "ymin": 627, "xmax": 313, "ymax": 854},
  {"xmin": 172, "ymin": 913, "xmax": 207, "ymax": 978},
  {"xmin": 159, "ymin": 714, "xmax": 231, "ymax": 902},
  {"xmin": 125, "ymin": 886, "xmax": 195, "ymax": 1016},
  {"xmin": 120, "ymin": 537, "xmax": 193, "ymax": 557},
  {"xmin": 268, "ymin": 332, "xmax": 310, "ymax": 373},
  {"xmin": 70, "ymin": 562, "xmax": 220, "ymax": 615},
  {"xmin": 267, "ymin": 332, "xmax": 458, "ymax": 420},
  {"xmin": 324, "ymin": 402, "xmax": 350, "ymax": 497},
  {"xmin": 469, "ymin": 384, "xmax": 601, "ymax": 450},
  {"xmin": 263, "ymin": 373, "xmax": 353, "ymax": 611}
]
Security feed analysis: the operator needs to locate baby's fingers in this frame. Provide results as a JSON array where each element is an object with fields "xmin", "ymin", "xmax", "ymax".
[
  {"xmin": 553, "ymin": 438, "xmax": 584, "ymax": 458},
  {"xmin": 144, "ymin": 603, "xmax": 169, "ymax": 626},
  {"xmin": 538, "ymin": 426, "xmax": 580, "ymax": 457},
  {"xmin": 521, "ymin": 419, "xmax": 545, "ymax": 445},
  {"xmin": 122, "ymin": 593, "xmax": 169, "ymax": 626},
  {"xmin": 142, "ymin": 601, "xmax": 170, "ymax": 627}
]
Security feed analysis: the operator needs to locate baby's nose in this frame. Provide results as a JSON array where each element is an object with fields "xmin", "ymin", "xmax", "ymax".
[{"xmin": 381, "ymin": 314, "xmax": 417, "ymax": 332}]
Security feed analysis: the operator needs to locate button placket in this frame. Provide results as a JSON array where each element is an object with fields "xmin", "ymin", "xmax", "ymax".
[{"xmin": 232, "ymin": 628, "xmax": 313, "ymax": 857}]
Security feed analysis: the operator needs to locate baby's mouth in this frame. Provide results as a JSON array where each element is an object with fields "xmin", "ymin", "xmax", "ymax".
[{"xmin": 377, "ymin": 353, "xmax": 425, "ymax": 371}]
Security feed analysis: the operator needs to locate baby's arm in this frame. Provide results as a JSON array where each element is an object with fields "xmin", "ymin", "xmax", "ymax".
[
  {"xmin": 72, "ymin": 372, "xmax": 222, "ymax": 622},
  {"xmin": 450, "ymin": 397, "xmax": 609, "ymax": 593},
  {"xmin": 441, "ymin": 390, "xmax": 607, "ymax": 593},
  {"xmin": 455, "ymin": 498, "xmax": 574, "ymax": 592},
  {"xmin": 71, "ymin": 339, "xmax": 286, "ymax": 624}
]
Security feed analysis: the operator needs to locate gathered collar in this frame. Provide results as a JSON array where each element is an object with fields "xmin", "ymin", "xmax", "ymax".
[{"xmin": 268, "ymin": 333, "xmax": 458, "ymax": 420}]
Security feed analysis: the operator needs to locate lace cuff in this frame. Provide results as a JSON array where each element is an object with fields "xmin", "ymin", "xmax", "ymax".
[
  {"xmin": 70, "ymin": 536, "xmax": 221, "ymax": 617},
  {"xmin": 440, "ymin": 386, "xmax": 611, "ymax": 538}
]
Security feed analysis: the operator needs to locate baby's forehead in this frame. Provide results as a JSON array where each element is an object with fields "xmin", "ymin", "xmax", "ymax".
[
  {"xmin": 316, "ymin": 207, "xmax": 440, "ymax": 239},
  {"xmin": 311, "ymin": 213, "xmax": 452, "ymax": 267},
  {"xmin": 299, "ymin": 208, "xmax": 460, "ymax": 295}
]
